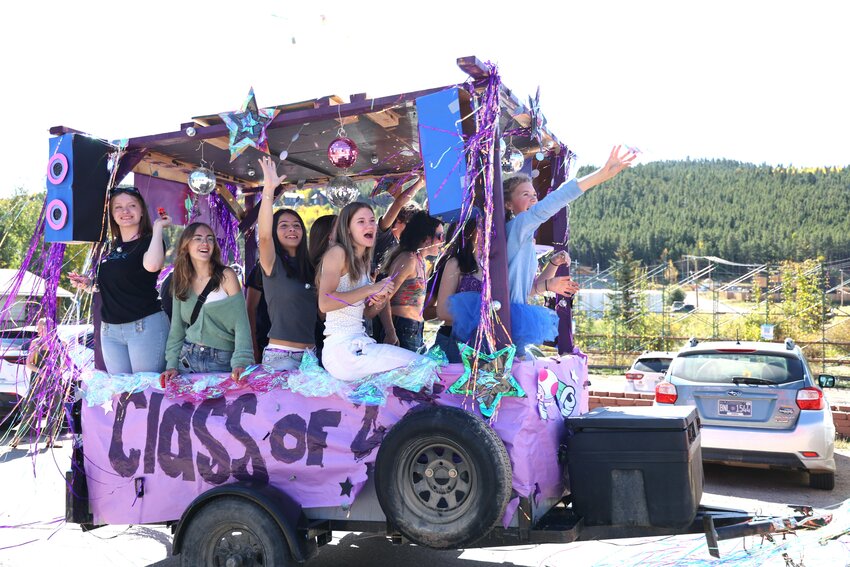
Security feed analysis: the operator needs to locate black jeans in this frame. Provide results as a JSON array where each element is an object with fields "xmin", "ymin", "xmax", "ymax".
[{"xmin": 392, "ymin": 315, "xmax": 424, "ymax": 354}]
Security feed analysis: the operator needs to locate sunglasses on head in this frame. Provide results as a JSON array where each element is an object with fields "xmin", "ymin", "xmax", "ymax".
[{"xmin": 110, "ymin": 186, "xmax": 142, "ymax": 197}]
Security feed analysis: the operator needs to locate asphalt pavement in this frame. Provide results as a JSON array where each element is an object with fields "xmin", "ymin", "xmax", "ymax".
[{"xmin": 1, "ymin": 435, "xmax": 848, "ymax": 566}]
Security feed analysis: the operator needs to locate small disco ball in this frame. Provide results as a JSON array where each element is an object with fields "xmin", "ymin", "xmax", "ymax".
[
  {"xmin": 188, "ymin": 167, "xmax": 216, "ymax": 195},
  {"xmin": 327, "ymin": 137, "xmax": 359, "ymax": 169},
  {"xmin": 326, "ymin": 175, "xmax": 359, "ymax": 208},
  {"xmin": 501, "ymin": 147, "xmax": 524, "ymax": 174}
]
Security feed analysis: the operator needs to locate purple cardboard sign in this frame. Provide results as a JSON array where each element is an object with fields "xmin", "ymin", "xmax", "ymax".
[{"xmin": 82, "ymin": 357, "xmax": 588, "ymax": 526}]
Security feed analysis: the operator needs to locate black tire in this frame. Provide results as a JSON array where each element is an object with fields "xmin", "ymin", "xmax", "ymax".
[
  {"xmin": 375, "ymin": 406, "xmax": 512, "ymax": 549},
  {"xmin": 179, "ymin": 496, "xmax": 292, "ymax": 567},
  {"xmin": 809, "ymin": 471, "xmax": 835, "ymax": 490}
]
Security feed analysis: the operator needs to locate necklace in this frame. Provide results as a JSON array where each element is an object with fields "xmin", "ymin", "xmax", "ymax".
[{"xmin": 114, "ymin": 233, "xmax": 142, "ymax": 254}]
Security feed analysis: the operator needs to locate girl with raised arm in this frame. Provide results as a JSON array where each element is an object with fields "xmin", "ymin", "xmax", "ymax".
[
  {"xmin": 68, "ymin": 186, "xmax": 171, "ymax": 374},
  {"xmin": 256, "ymin": 156, "xmax": 318, "ymax": 371}
]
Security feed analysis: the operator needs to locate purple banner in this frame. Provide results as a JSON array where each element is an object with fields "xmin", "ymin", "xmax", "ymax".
[{"xmin": 82, "ymin": 357, "xmax": 588, "ymax": 526}]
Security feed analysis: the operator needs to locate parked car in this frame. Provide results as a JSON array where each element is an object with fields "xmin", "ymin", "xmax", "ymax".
[
  {"xmin": 673, "ymin": 303, "xmax": 696, "ymax": 313},
  {"xmin": 0, "ymin": 325, "xmax": 94, "ymax": 424},
  {"xmin": 655, "ymin": 338, "xmax": 836, "ymax": 489},
  {"xmin": 0, "ymin": 328, "xmax": 37, "ymax": 421},
  {"xmin": 625, "ymin": 351, "xmax": 676, "ymax": 393}
]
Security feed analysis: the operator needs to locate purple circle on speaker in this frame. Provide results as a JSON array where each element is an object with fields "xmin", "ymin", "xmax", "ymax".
[
  {"xmin": 47, "ymin": 153, "xmax": 69, "ymax": 185},
  {"xmin": 46, "ymin": 199, "xmax": 68, "ymax": 230}
]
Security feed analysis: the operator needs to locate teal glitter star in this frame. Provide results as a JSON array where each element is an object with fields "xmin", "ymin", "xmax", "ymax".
[
  {"xmin": 219, "ymin": 88, "xmax": 278, "ymax": 162},
  {"xmin": 449, "ymin": 343, "xmax": 525, "ymax": 418}
]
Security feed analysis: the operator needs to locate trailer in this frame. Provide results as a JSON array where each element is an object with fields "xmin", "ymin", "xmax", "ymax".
[{"xmin": 50, "ymin": 56, "xmax": 816, "ymax": 565}]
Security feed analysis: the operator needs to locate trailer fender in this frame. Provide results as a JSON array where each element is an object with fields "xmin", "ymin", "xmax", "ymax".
[{"xmin": 171, "ymin": 481, "xmax": 318, "ymax": 563}]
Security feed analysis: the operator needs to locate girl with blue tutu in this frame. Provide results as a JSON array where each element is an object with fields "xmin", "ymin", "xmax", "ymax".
[{"xmin": 503, "ymin": 146, "xmax": 636, "ymax": 354}]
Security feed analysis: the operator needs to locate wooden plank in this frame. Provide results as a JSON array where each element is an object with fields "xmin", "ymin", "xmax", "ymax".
[
  {"xmin": 125, "ymin": 85, "xmax": 452, "ymax": 150},
  {"xmin": 456, "ymin": 56, "xmax": 491, "ymax": 79},
  {"xmin": 134, "ymin": 151, "xmax": 247, "ymax": 186},
  {"xmin": 215, "ymin": 184, "xmax": 246, "ymax": 220},
  {"xmin": 364, "ymin": 109, "xmax": 400, "ymax": 129}
]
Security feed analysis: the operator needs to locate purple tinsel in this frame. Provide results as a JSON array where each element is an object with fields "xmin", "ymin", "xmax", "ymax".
[{"xmin": 208, "ymin": 188, "xmax": 242, "ymax": 268}]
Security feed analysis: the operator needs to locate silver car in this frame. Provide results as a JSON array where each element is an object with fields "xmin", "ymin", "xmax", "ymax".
[{"xmin": 655, "ymin": 339, "xmax": 836, "ymax": 490}]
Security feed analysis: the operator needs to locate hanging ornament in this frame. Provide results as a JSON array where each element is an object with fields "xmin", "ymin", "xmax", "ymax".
[
  {"xmin": 279, "ymin": 150, "xmax": 289, "ymax": 161},
  {"xmin": 501, "ymin": 147, "xmax": 524, "ymax": 174},
  {"xmin": 449, "ymin": 344, "xmax": 525, "ymax": 418},
  {"xmin": 188, "ymin": 167, "xmax": 217, "ymax": 195},
  {"xmin": 499, "ymin": 138, "xmax": 507, "ymax": 159},
  {"xmin": 328, "ymin": 128, "xmax": 359, "ymax": 169},
  {"xmin": 185, "ymin": 126, "xmax": 196, "ymax": 137},
  {"xmin": 528, "ymin": 86, "xmax": 547, "ymax": 148},
  {"xmin": 219, "ymin": 87, "xmax": 279, "ymax": 162},
  {"xmin": 326, "ymin": 175, "xmax": 359, "ymax": 208}
]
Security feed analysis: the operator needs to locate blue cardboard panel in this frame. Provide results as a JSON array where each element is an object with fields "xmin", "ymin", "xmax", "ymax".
[
  {"xmin": 416, "ymin": 88, "xmax": 469, "ymax": 223},
  {"xmin": 45, "ymin": 135, "xmax": 75, "ymax": 243},
  {"xmin": 45, "ymin": 134, "xmax": 111, "ymax": 243}
]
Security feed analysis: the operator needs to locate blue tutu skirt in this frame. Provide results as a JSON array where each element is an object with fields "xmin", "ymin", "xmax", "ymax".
[{"xmin": 447, "ymin": 291, "xmax": 559, "ymax": 354}]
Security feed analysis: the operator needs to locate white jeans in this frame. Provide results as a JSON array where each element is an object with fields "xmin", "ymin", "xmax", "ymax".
[{"xmin": 321, "ymin": 333, "xmax": 422, "ymax": 381}]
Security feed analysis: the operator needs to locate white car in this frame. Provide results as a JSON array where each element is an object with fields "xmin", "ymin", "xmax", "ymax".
[
  {"xmin": 655, "ymin": 339, "xmax": 836, "ymax": 489},
  {"xmin": 625, "ymin": 351, "xmax": 676, "ymax": 393},
  {"xmin": 0, "ymin": 325, "xmax": 94, "ymax": 423}
]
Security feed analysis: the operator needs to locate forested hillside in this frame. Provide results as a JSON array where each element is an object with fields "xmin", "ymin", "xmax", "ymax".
[{"xmin": 567, "ymin": 160, "xmax": 850, "ymax": 268}]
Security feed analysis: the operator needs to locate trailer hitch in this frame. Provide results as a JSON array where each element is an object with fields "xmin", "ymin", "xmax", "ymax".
[{"xmin": 703, "ymin": 506, "xmax": 831, "ymax": 558}]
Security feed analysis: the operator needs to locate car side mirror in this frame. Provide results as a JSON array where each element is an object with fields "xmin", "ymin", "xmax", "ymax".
[{"xmin": 817, "ymin": 374, "xmax": 836, "ymax": 388}]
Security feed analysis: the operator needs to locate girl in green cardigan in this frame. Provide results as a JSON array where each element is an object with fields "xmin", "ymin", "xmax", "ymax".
[{"xmin": 160, "ymin": 223, "xmax": 254, "ymax": 382}]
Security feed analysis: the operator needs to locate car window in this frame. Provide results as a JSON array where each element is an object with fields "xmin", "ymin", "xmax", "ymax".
[
  {"xmin": 0, "ymin": 330, "xmax": 36, "ymax": 352},
  {"xmin": 669, "ymin": 352, "xmax": 803, "ymax": 385},
  {"xmin": 633, "ymin": 358, "xmax": 672, "ymax": 373}
]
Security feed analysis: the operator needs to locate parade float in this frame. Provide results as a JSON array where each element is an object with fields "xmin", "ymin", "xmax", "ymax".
[{"xmin": 10, "ymin": 56, "xmax": 843, "ymax": 565}]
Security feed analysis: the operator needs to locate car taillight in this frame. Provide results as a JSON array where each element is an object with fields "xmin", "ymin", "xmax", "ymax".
[
  {"xmin": 796, "ymin": 387, "xmax": 824, "ymax": 410},
  {"xmin": 625, "ymin": 372, "xmax": 644, "ymax": 381},
  {"xmin": 656, "ymin": 382, "xmax": 678, "ymax": 404}
]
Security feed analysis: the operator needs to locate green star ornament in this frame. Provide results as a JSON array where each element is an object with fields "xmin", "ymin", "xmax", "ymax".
[{"xmin": 449, "ymin": 343, "xmax": 525, "ymax": 418}]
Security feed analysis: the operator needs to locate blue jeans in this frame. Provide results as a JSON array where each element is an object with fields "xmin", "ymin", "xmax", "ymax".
[
  {"xmin": 392, "ymin": 315, "xmax": 424, "ymax": 354},
  {"xmin": 100, "ymin": 311, "xmax": 169, "ymax": 374},
  {"xmin": 262, "ymin": 347, "xmax": 313, "ymax": 371},
  {"xmin": 179, "ymin": 342, "xmax": 233, "ymax": 373},
  {"xmin": 433, "ymin": 327, "xmax": 462, "ymax": 363}
]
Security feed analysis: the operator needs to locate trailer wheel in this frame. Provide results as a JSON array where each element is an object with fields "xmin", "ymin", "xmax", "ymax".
[
  {"xmin": 375, "ymin": 406, "xmax": 512, "ymax": 549},
  {"xmin": 179, "ymin": 496, "xmax": 293, "ymax": 567}
]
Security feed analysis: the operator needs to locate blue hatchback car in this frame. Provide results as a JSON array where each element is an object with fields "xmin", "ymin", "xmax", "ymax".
[{"xmin": 655, "ymin": 338, "xmax": 837, "ymax": 490}]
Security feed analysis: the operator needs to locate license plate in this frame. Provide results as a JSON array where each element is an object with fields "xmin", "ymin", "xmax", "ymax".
[{"xmin": 718, "ymin": 399, "xmax": 752, "ymax": 417}]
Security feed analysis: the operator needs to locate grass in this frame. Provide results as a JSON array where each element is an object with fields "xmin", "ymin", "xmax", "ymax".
[{"xmin": 835, "ymin": 436, "xmax": 850, "ymax": 450}]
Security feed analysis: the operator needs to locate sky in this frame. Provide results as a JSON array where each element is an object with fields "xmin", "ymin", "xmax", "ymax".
[{"xmin": 1, "ymin": 0, "xmax": 848, "ymax": 198}]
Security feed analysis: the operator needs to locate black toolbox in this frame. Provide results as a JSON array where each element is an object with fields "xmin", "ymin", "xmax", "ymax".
[{"xmin": 565, "ymin": 405, "xmax": 703, "ymax": 528}]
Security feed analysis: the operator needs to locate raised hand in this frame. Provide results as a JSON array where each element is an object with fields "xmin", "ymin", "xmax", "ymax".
[
  {"xmin": 258, "ymin": 156, "xmax": 286, "ymax": 190},
  {"xmin": 599, "ymin": 145, "xmax": 638, "ymax": 182}
]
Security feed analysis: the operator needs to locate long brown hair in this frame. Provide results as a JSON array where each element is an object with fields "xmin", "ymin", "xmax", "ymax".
[
  {"xmin": 316, "ymin": 202, "xmax": 373, "ymax": 287},
  {"xmin": 308, "ymin": 214, "xmax": 337, "ymax": 268},
  {"xmin": 272, "ymin": 208, "xmax": 315, "ymax": 283},
  {"xmin": 171, "ymin": 223, "xmax": 227, "ymax": 301},
  {"xmin": 107, "ymin": 186, "xmax": 153, "ymax": 243}
]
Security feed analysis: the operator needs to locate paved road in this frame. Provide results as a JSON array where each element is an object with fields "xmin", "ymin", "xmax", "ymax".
[{"xmin": 1, "ymin": 435, "xmax": 848, "ymax": 567}]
